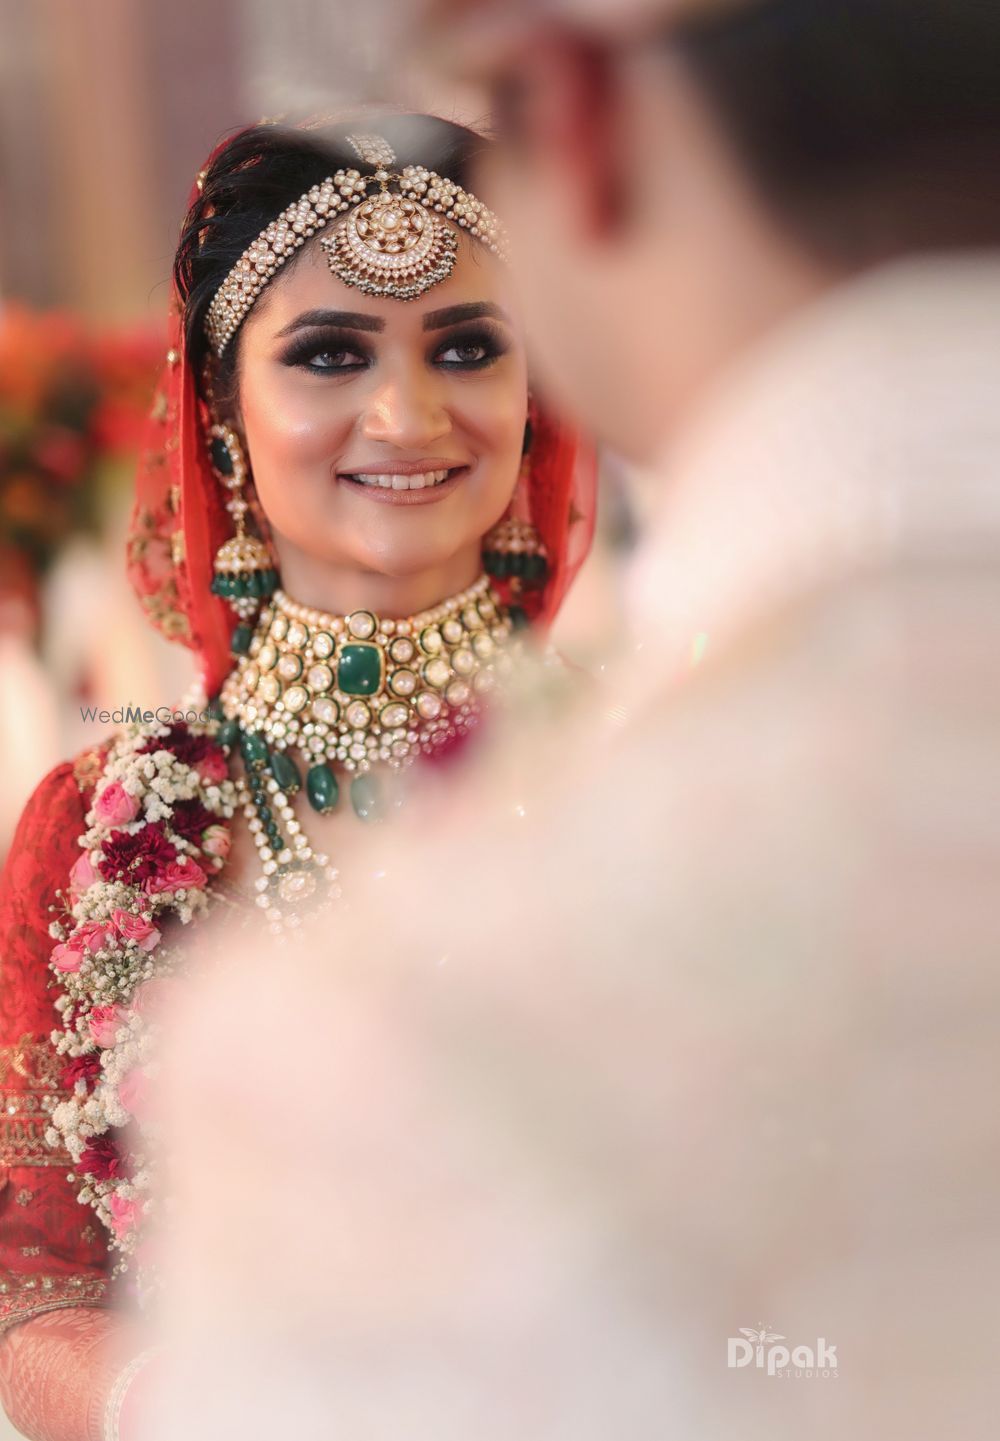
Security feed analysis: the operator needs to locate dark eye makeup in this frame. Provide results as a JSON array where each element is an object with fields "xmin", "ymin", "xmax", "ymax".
[
  {"xmin": 432, "ymin": 321, "xmax": 510, "ymax": 370},
  {"xmin": 278, "ymin": 320, "xmax": 510, "ymax": 376}
]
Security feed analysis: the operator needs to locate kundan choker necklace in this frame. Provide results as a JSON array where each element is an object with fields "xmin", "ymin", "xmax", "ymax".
[{"xmin": 217, "ymin": 575, "xmax": 516, "ymax": 930}]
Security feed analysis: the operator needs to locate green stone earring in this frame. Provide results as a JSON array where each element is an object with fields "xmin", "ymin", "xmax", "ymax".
[
  {"xmin": 207, "ymin": 422, "xmax": 279, "ymax": 655},
  {"xmin": 482, "ymin": 402, "xmax": 548, "ymax": 594}
]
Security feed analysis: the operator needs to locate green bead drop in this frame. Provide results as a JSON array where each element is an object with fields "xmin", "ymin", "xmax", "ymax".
[
  {"xmin": 231, "ymin": 623, "xmax": 253, "ymax": 655},
  {"xmin": 217, "ymin": 718, "xmax": 240, "ymax": 749},
  {"xmin": 350, "ymin": 771, "xmax": 382, "ymax": 822},
  {"xmin": 524, "ymin": 553, "xmax": 549, "ymax": 587},
  {"xmin": 269, "ymin": 750, "xmax": 301, "ymax": 795},
  {"xmin": 306, "ymin": 764, "xmax": 339, "ymax": 814},
  {"xmin": 241, "ymin": 731, "xmax": 268, "ymax": 769}
]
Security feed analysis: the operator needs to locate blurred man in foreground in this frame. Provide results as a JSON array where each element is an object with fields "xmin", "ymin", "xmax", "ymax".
[{"xmin": 149, "ymin": 3, "xmax": 1000, "ymax": 1438}]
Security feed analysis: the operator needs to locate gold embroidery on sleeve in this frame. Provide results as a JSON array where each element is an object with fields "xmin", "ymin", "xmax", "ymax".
[{"xmin": 0, "ymin": 1039, "xmax": 69, "ymax": 1168}]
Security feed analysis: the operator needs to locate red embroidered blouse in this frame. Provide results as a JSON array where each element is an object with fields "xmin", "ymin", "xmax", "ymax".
[{"xmin": 0, "ymin": 750, "xmax": 112, "ymax": 1334}]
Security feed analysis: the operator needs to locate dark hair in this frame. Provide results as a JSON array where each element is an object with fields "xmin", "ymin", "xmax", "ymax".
[
  {"xmin": 174, "ymin": 113, "xmax": 493, "ymax": 403},
  {"xmin": 667, "ymin": 0, "xmax": 1000, "ymax": 264}
]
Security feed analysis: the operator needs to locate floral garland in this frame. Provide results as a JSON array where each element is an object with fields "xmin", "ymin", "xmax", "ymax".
[{"xmin": 45, "ymin": 716, "xmax": 235, "ymax": 1286}]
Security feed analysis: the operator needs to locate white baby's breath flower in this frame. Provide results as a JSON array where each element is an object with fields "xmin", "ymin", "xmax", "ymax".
[{"xmin": 47, "ymin": 711, "xmax": 233, "ymax": 1280}]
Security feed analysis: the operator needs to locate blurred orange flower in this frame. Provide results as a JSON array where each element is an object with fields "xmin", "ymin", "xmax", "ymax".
[{"xmin": 0, "ymin": 303, "xmax": 163, "ymax": 597}]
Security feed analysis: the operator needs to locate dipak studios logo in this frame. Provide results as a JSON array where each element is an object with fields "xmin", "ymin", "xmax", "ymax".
[{"xmin": 728, "ymin": 1327, "xmax": 839, "ymax": 1380}]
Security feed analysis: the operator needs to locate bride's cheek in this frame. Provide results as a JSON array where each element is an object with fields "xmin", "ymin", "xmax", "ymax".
[
  {"xmin": 247, "ymin": 387, "xmax": 354, "ymax": 478},
  {"xmin": 453, "ymin": 382, "xmax": 526, "ymax": 464}
]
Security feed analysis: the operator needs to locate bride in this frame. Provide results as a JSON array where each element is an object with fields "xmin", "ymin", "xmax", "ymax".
[{"xmin": 0, "ymin": 113, "xmax": 593, "ymax": 1440}]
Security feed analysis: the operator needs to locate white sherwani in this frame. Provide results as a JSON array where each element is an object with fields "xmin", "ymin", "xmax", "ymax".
[{"xmin": 152, "ymin": 255, "xmax": 1000, "ymax": 1441}]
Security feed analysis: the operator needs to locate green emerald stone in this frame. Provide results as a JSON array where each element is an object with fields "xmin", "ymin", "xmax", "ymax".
[
  {"xmin": 241, "ymin": 731, "xmax": 268, "ymax": 769},
  {"xmin": 350, "ymin": 772, "xmax": 382, "ymax": 822},
  {"xmin": 268, "ymin": 750, "xmax": 301, "ymax": 795},
  {"xmin": 231, "ymin": 623, "xmax": 253, "ymax": 655},
  {"xmin": 523, "ymin": 553, "xmax": 549, "ymax": 587},
  {"xmin": 337, "ymin": 643, "xmax": 382, "ymax": 696},
  {"xmin": 306, "ymin": 763, "xmax": 339, "ymax": 814},
  {"xmin": 209, "ymin": 436, "xmax": 234, "ymax": 476},
  {"xmin": 217, "ymin": 718, "xmax": 240, "ymax": 749}
]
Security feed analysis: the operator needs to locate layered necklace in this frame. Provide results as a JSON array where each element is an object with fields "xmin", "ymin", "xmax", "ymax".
[{"xmin": 218, "ymin": 574, "xmax": 516, "ymax": 931}]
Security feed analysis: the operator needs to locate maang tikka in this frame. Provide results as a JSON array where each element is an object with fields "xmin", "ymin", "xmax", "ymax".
[
  {"xmin": 205, "ymin": 133, "xmax": 507, "ymax": 356},
  {"xmin": 207, "ymin": 422, "xmax": 279, "ymax": 655},
  {"xmin": 320, "ymin": 133, "xmax": 459, "ymax": 301}
]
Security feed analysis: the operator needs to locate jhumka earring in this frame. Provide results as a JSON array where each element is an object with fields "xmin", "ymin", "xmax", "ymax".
[
  {"xmin": 482, "ymin": 412, "xmax": 549, "ymax": 599},
  {"xmin": 207, "ymin": 423, "xmax": 279, "ymax": 655}
]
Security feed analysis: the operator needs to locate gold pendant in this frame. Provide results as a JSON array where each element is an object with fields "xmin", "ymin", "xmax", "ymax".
[{"xmin": 321, "ymin": 190, "xmax": 458, "ymax": 301}]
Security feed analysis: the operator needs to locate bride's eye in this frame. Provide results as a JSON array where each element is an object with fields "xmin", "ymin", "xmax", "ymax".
[
  {"xmin": 434, "ymin": 325, "xmax": 508, "ymax": 370},
  {"xmin": 280, "ymin": 333, "xmax": 370, "ymax": 372},
  {"xmin": 301, "ymin": 347, "xmax": 367, "ymax": 372},
  {"xmin": 438, "ymin": 341, "xmax": 488, "ymax": 365}
]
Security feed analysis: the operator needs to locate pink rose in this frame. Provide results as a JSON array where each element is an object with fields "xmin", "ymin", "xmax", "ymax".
[
  {"xmin": 112, "ymin": 908, "xmax": 161, "ymax": 952},
  {"xmin": 89, "ymin": 1004, "xmax": 123, "ymax": 1049},
  {"xmin": 93, "ymin": 781, "xmax": 140, "ymax": 828},
  {"xmin": 69, "ymin": 853, "xmax": 97, "ymax": 893},
  {"xmin": 108, "ymin": 1192, "xmax": 141, "ymax": 1240},
  {"xmin": 117, "ymin": 1066, "xmax": 152, "ymax": 1123},
  {"xmin": 51, "ymin": 940, "xmax": 84, "ymax": 973},
  {"xmin": 144, "ymin": 857, "xmax": 208, "ymax": 896},
  {"xmin": 74, "ymin": 920, "xmax": 114, "ymax": 954},
  {"xmin": 195, "ymin": 752, "xmax": 228, "ymax": 785},
  {"xmin": 201, "ymin": 824, "xmax": 231, "ymax": 859}
]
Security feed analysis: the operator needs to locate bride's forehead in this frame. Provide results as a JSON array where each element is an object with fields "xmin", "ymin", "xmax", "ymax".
[{"xmin": 258, "ymin": 232, "xmax": 511, "ymax": 329}]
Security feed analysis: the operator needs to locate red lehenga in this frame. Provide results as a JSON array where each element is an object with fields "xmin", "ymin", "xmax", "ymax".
[
  {"xmin": 0, "ymin": 126, "xmax": 596, "ymax": 1431},
  {"xmin": 0, "ymin": 750, "xmax": 113, "ymax": 1331}
]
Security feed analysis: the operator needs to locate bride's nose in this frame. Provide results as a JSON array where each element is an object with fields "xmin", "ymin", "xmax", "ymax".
[{"xmin": 360, "ymin": 366, "xmax": 450, "ymax": 448}]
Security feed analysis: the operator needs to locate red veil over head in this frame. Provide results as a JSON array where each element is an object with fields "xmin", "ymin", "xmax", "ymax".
[{"xmin": 127, "ymin": 134, "xmax": 597, "ymax": 697}]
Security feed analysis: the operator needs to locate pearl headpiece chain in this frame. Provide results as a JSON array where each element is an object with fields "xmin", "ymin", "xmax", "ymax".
[{"xmin": 205, "ymin": 132, "xmax": 508, "ymax": 356}]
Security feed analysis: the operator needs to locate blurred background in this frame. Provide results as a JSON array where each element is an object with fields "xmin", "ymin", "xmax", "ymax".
[{"xmin": 0, "ymin": 0, "xmax": 631, "ymax": 858}]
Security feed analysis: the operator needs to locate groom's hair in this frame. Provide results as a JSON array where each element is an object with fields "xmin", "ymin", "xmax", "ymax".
[{"xmin": 667, "ymin": 0, "xmax": 1000, "ymax": 263}]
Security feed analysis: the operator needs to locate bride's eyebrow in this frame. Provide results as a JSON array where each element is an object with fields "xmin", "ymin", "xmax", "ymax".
[
  {"xmin": 276, "ymin": 309, "xmax": 385, "ymax": 337},
  {"xmin": 422, "ymin": 302, "xmax": 511, "ymax": 330}
]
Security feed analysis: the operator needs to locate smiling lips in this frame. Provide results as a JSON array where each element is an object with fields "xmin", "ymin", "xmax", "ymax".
[
  {"xmin": 337, "ymin": 462, "xmax": 469, "ymax": 504},
  {"xmin": 346, "ymin": 468, "xmax": 452, "ymax": 491}
]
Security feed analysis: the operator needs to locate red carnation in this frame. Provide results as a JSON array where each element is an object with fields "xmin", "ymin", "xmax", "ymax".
[
  {"xmin": 98, "ymin": 822, "xmax": 177, "ymax": 883},
  {"xmin": 78, "ymin": 1133, "xmax": 127, "ymax": 1182},
  {"xmin": 169, "ymin": 799, "xmax": 218, "ymax": 844},
  {"xmin": 61, "ymin": 1053, "xmax": 101, "ymax": 1093},
  {"xmin": 139, "ymin": 726, "xmax": 221, "ymax": 769}
]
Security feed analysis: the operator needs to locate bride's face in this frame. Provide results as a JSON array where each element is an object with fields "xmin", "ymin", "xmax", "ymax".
[{"xmin": 234, "ymin": 236, "xmax": 529, "ymax": 582}]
